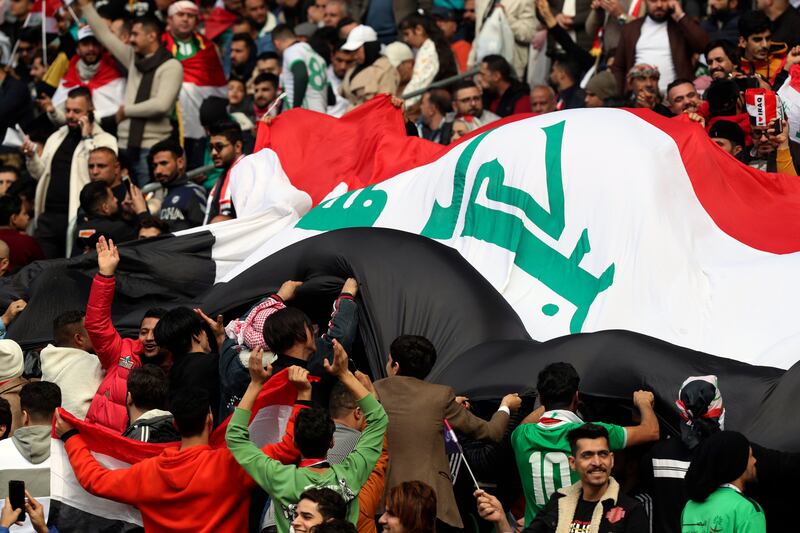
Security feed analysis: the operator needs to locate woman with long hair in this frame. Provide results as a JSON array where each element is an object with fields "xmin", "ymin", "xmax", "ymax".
[
  {"xmin": 398, "ymin": 12, "xmax": 458, "ymax": 106},
  {"xmin": 379, "ymin": 481, "xmax": 438, "ymax": 533}
]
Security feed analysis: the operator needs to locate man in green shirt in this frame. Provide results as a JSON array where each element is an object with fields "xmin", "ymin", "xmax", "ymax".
[
  {"xmin": 682, "ymin": 431, "xmax": 765, "ymax": 533},
  {"xmin": 226, "ymin": 339, "xmax": 387, "ymax": 533},
  {"xmin": 511, "ymin": 362, "xmax": 660, "ymax": 525}
]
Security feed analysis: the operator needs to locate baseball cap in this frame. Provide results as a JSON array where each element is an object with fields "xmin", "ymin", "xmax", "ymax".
[
  {"xmin": 77, "ymin": 26, "xmax": 97, "ymax": 42},
  {"xmin": 708, "ymin": 120, "xmax": 745, "ymax": 147},
  {"xmin": 430, "ymin": 7, "xmax": 457, "ymax": 21},
  {"xmin": 168, "ymin": 0, "xmax": 199, "ymax": 17},
  {"xmin": 341, "ymin": 24, "xmax": 378, "ymax": 51}
]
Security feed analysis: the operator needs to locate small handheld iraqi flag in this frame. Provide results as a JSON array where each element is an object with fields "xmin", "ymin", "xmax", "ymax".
[{"xmin": 443, "ymin": 419, "xmax": 480, "ymax": 490}]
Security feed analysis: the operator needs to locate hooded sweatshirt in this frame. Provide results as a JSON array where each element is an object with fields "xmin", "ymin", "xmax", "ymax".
[
  {"xmin": 40, "ymin": 344, "xmax": 104, "ymax": 419},
  {"xmin": 0, "ymin": 425, "xmax": 52, "ymax": 533},
  {"xmin": 63, "ymin": 403, "xmax": 307, "ymax": 533}
]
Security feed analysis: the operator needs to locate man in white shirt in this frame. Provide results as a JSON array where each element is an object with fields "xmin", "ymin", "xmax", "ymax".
[
  {"xmin": 272, "ymin": 24, "xmax": 329, "ymax": 112},
  {"xmin": 611, "ymin": 0, "xmax": 708, "ymax": 95}
]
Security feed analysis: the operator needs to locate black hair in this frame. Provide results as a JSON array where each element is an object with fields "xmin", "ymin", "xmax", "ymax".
[
  {"xmin": 481, "ymin": 54, "xmax": 515, "ymax": 83},
  {"xmin": 0, "ymin": 195, "xmax": 22, "ymax": 226},
  {"xmin": 328, "ymin": 381, "xmax": 357, "ymax": 419},
  {"xmin": 0, "ymin": 165, "xmax": 20, "ymax": 179},
  {"xmin": 79, "ymin": 181, "xmax": 112, "ymax": 217},
  {"xmin": 138, "ymin": 217, "xmax": 170, "ymax": 235},
  {"xmin": 209, "ymin": 120, "xmax": 244, "ymax": 145},
  {"xmin": 294, "ymin": 407, "xmax": 336, "ymax": 457},
  {"xmin": 551, "ymin": 54, "xmax": 582, "ymax": 83},
  {"xmin": 389, "ymin": 335, "xmax": 437, "ymax": 380},
  {"xmin": 6, "ymin": 178, "xmax": 36, "ymax": 203},
  {"xmin": 169, "ymin": 388, "xmax": 210, "ymax": 438},
  {"xmin": 153, "ymin": 307, "xmax": 205, "ymax": 356},
  {"xmin": 228, "ymin": 75, "xmax": 247, "ymax": 87},
  {"xmin": 425, "ymin": 88, "xmax": 452, "ymax": 116},
  {"xmin": 150, "ymin": 138, "xmax": 184, "ymax": 159},
  {"xmin": 271, "ymin": 23, "xmax": 296, "ymax": 41},
  {"xmin": 231, "ymin": 32, "xmax": 257, "ymax": 57},
  {"xmin": 144, "ymin": 307, "xmax": 168, "ymax": 321},
  {"xmin": 567, "ymin": 423, "xmax": 610, "ymax": 455},
  {"xmin": 666, "ymin": 78, "xmax": 695, "ymax": 97},
  {"xmin": 20, "ymin": 381, "xmax": 61, "ymax": 424},
  {"xmin": 253, "ymin": 72, "xmax": 280, "ymax": 89},
  {"xmin": 398, "ymin": 12, "xmax": 457, "ymax": 80},
  {"xmin": 336, "ymin": 17, "xmax": 355, "ymax": 30},
  {"xmin": 537, "ymin": 362, "xmax": 580, "ymax": 409},
  {"xmin": 67, "ymin": 86, "xmax": 93, "ymax": 105},
  {"xmin": 257, "ymin": 50, "xmax": 280, "ymax": 62},
  {"xmin": 704, "ymin": 39, "xmax": 740, "ymax": 66},
  {"xmin": 132, "ymin": 15, "xmax": 165, "ymax": 40},
  {"xmin": 89, "ymin": 146, "xmax": 118, "ymax": 161},
  {"xmin": 452, "ymin": 79, "xmax": 479, "ymax": 95},
  {"xmin": 312, "ymin": 520, "xmax": 358, "ymax": 533},
  {"xmin": 262, "ymin": 307, "xmax": 313, "ymax": 354},
  {"xmin": 298, "ymin": 488, "xmax": 347, "ymax": 521},
  {"xmin": 18, "ymin": 27, "xmax": 41, "ymax": 44},
  {"xmin": 200, "ymin": 96, "xmax": 230, "ymax": 130},
  {"xmin": 705, "ymin": 78, "xmax": 741, "ymax": 117},
  {"xmin": 0, "ymin": 396, "xmax": 11, "ymax": 439},
  {"xmin": 127, "ymin": 365, "xmax": 169, "ymax": 412},
  {"xmin": 738, "ymin": 10, "xmax": 770, "ymax": 40},
  {"xmin": 53, "ymin": 310, "xmax": 85, "ymax": 347}
]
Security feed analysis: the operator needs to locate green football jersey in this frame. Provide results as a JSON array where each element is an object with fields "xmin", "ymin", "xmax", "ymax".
[
  {"xmin": 511, "ymin": 410, "xmax": 627, "ymax": 525},
  {"xmin": 681, "ymin": 486, "xmax": 766, "ymax": 533}
]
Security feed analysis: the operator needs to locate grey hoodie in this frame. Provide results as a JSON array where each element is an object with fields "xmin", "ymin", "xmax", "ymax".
[{"xmin": 12, "ymin": 425, "xmax": 52, "ymax": 464}]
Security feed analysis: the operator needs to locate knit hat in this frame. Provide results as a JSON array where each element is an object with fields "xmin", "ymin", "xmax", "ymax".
[
  {"xmin": 382, "ymin": 42, "xmax": 413, "ymax": 68},
  {"xmin": 675, "ymin": 375, "xmax": 725, "ymax": 449},
  {"xmin": 708, "ymin": 120, "xmax": 745, "ymax": 148},
  {"xmin": 0, "ymin": 339, "xmax": 24, "ymax": 381},
  {"xmin": 685, "ymin": 431, "xmax": 750, "ymax": 502},
  {"xmin": 585, "ymin": 70, "xmax": 618, "ymax": 101}
]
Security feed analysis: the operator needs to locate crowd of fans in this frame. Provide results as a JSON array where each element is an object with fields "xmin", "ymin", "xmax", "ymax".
[{"xmin": 0, "ymin": 0, "xmax": 796, "ymax": 529}]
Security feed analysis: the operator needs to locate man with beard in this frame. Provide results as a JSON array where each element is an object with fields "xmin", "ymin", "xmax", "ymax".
[
  {"xmin": 451, "ymin": 80, "xmax": 500, "ymax": 126},
  {"xmin": 477, "ymin": 424, "xmax": 648, "ymax": 532},
  {"xmin": 665, "ymin": 78, "xmax": 701, "ymax": 115},
  {"xmin": 478, "ymin": 55, "xmax": 532, "ymax": 117},
  {"xmin": 164, "ymin": 1, "xmax": 228, "ymax": 171},
  {"xmin": 149, "ymin": 139, "xmax": 206, "ymax": 231},
  {"xmin": 510, "ymin": 362, "xmax": 659, "ymax": 524},
  {"xmin": 244, "ymin": 0, "xmax": 278, "ymax": 53},
  {"xmin": 252, "ymin": 72, "xmax": 280, "ymax": 119},
  {"xmin": 84, "ymin": 236, "xmax": 169, "ymax": 433},
  {"xmin": 204, "ymin": 121, "xmax": 244, "ymax": 224},
  {"xmin": 49, "ymin": 27, "xmax": 126, "ymax": 127},
  {"xmin": 23, "ymin": 87, "xmax": 117, "ymax": 258},
  {"xmin": 81, "ymin": 0, "xmax": 183, "ymax": 186},
  {"xmin": 749, "ymin": 118, "xmax": 797, "ymax": 174},
  {"xmin": 701, "ymin": 0, "xmax": 740, "ymax": 43},
  {"xmin": 624, "ymin": 63, "xmax": 673, "ymax": 116},
  {"xmin": 327, "ymin": 47, "xmax": 355, "ymax": 117},
  {"xmin": 74, "ymin": 181, "xmax": 142, "ymax": 254},
  {"xmin": 705, "ymin": 39, "xmax": 741, "ymax": 79},
  {"xmin": 612, "ymin": 0, "xmax": 708, "ymax": 95}
]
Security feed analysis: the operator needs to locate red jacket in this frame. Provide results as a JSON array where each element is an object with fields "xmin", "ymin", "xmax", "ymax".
[
  {"xmin": 65, "ymin": 403, "xmax": 305, "ymax": 532},
  {"xmin": 84, "ymin": 274, "xmax": 144, "ymax": 433}
]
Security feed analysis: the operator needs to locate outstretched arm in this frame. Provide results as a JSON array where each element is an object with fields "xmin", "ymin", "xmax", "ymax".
[
  {"xmin": 85, "ymin": 237, "xmax": 127, "ymax": 369},
  {"xmin": 624, "ymin": 390, "xmax": 660, "ymax": 447}
]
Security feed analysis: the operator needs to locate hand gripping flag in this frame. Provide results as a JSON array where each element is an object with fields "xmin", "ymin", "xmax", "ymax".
[
  {"xmin": 443, "ymin": 418, "xmax": 480, "ymax": 490},
  {"xmin": 48, "ymin": 370, "xmax": 297, "ymax": 530}
]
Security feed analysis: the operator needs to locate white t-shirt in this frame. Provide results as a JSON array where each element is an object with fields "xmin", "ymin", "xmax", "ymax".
[
  {"xmin": 280, "ymin": 42, "xmax": 329, "ymax": 113},
  {"xmin": 635, "ymin": 16, "xmax": 677, "ymax": 94},
  {"xmin": 326, "ymin": 64, "xmax": 349, "ymax": 117}
]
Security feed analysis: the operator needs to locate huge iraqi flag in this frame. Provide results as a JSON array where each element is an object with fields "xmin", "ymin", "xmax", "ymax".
[{"xmin": 222, "ymin": 97, "xmax": 800, "ymax": 370}]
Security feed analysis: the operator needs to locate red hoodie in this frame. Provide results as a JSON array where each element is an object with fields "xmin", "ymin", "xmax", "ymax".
[
  {"xmin": 65, "ymin": 404, "xmax": 304, "ymax": 532},
  {"xmin": 84, "ymin": 274, "xmax": 144, "ymax": 433}
]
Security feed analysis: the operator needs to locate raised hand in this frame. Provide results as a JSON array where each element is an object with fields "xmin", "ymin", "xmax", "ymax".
[
  {"xmin": 96, "ymin": 236, "xmax": 120, "ymax": 276},
  {"xmin": 288, "ymin": 365, "xmax": 312, "ymax": 400},
  {"xmin": 248, "ymin": 347, "xmax": 272, "ymax": 386},
  {"xmin": 194, "ymin": 308, "xmax": 226, "ymax": 348},
  {"xmin": 324, "ymin": 339, "xmax": 350, "ymax": 378},
  {"xmin": 341, "ymin": 278, "xmax": 358, "ymax": 296},
  {"xmin": 1, "ymin": 299, "xmax": 26, "ymax": 327}
]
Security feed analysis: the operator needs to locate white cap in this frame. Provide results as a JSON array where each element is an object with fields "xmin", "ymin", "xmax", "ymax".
[
  {"xmin": 77, "ymin": 25, "xmax": 96, "ymax": 41},
  {"xmin": 340, "ymin": 24, "xmax": 378, "ymax": 51},
  {"xmin": 382, "ymin": 41, "xmax": 413, "ymax": 67},
  {"xmin": 168, "ymin": 0, "xmax": 199, "ymax": 17}
]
